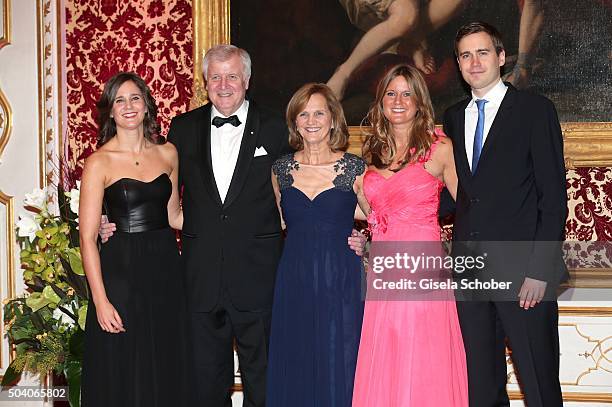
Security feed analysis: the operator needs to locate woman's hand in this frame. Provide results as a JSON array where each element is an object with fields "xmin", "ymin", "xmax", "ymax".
[{"xmin": 95, "ymin": 299, "xmax": 125, "ymax": 333}]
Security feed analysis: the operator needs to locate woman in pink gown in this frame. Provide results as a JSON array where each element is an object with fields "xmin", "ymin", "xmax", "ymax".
[{"xmin": 352, "ymin": 64, "xmax": 468, "ymax": 406}]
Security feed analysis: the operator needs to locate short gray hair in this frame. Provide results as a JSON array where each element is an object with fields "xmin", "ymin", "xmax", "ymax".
[{"xmin": 202, "ymin": 44, "xmax": 252, "ymax": 80}]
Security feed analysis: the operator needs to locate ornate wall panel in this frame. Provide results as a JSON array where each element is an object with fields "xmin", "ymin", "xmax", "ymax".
[
  {"xmin": 0, "ymin": 86, "xmax": 11, "ymax": 161},
  {"xmin": 0, "ymin": 0, "xmax": 14, "ymax": 377},
  {"xmin": 37, "ymin": 0, "xmax": 62, "ymax": 196},
  {"xmin": 64, "ymin": 0, "xmax": 193, "ymax": 179},
  {"xmin": 507, "ymin": 307, "xmax": 612, "ymax": 403},
  {"xmin": 0, "ymin": 0, "xmax": 11, "ymax": 161},
  {"xmin": 0, "ymin": 0, "xmax": 50, "ymax": 388},
  {"xmin": 0, "ymin": 0, "xmax": 11, "ymax": 50},
  {"xmin": 0, "ymin": 190, "xmax": 15, "ymax": 370}
]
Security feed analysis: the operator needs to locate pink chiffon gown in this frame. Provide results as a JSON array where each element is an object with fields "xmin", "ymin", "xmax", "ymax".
[{"xmin": 352, "ymin": 136, "xmax": 468, "ymax": 407}]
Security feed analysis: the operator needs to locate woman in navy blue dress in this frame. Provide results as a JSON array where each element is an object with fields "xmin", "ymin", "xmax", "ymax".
[{"xmin": 266, "ymin": 83, "xmax": 370, "ymax": 406}]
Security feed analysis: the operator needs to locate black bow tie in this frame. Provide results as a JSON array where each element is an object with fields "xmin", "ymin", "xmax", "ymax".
[{"xmin": 212, "ymin": 115, "xmax": 242, "ymax": 128}]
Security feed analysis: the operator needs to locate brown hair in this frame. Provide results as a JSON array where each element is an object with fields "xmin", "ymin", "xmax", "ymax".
[
  {"xmin": 454, "ymin": 21, "xmax": 505, "ymax": 57},
  {"xmin": 362, "ymin": 64, "xmax": 436, "ymax": 169},
  {"xmin": 96, "ymin": 72, "xmax": 163, "ymax": 148},
  {"xmin": 286, "ymin": 83, "xmax": 349, "ymax": 152}
]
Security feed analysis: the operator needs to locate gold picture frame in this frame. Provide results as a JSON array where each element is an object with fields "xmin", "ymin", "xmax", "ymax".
[
  {"xmin": 192, "ymin": 0, "xmax": 612, "ymax": 291},
  {"xmin": 191, "ymin": 0, "xmax": 230, "ymax": 109},
  {"xmin": 0, "ymin": 0, "xmax": 11, "ymax": 50}
]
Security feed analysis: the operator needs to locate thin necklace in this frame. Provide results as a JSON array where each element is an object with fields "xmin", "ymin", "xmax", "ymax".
[{"xmin": 134, "ymin": 140, "xmax": 148, "ymax": 166}]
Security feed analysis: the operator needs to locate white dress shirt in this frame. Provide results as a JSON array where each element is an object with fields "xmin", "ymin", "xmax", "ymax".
[
  {"xmin": 464, "ymin": 80, "xmax": 508, "ymax": 170},
  {"xmin": 210, "ymin": 100, "xmax": 249, "ymax": 202}
]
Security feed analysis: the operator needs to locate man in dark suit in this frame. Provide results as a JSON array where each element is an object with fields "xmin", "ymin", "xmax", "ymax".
[
  {"xmin": 166, "ymin": 45, "xmax": 289, "ymax": 407},
  {"xmin": 443, "ymin": 22, "xmax": 567, "ymax": 407}
]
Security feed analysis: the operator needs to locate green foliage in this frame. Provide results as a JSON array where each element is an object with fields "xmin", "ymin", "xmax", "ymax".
[
  {"xmin": 1, "ymin": 362, "xmax": 21, "ymax": 386},
  {"xmin": 5, "ymin": 186, "xmax": 87, "ymax": 406}
]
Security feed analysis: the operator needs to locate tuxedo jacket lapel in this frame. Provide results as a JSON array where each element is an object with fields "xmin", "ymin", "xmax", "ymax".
[
  {"xmin": 199, "ymin": 105, "xmax": 223, "ymax": 206},
  {"xmin": 223, "ymin": 103, "xmax": 260, "ymax": 209}
]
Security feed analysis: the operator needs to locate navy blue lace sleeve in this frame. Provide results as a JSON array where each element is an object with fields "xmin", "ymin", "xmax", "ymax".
[
  {"xmin": 333, "ymin": 153, "xmax": 366, "ymax": 192},
  {"xmin": 272, "ymin": 153, "xmax": 299, "ymax": 190}
]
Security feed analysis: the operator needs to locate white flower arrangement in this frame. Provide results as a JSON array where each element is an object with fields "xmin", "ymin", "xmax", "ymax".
[
  {"xmin": 4, "ymin": 182, "xmax": 87, "ymax": 406},
  {"xmin": 23, "ymin": 187, "xmax": 47, "ymax": 210},
  {"xmin": 16, "ymin": 212, "xmax": 41, "ymax": 242}
]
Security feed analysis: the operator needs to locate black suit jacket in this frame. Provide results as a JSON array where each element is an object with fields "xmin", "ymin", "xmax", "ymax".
[
  {"xmin": 443, "ymin": 85, "xmax": 568, "ymax": 287},
  {"xmin": 168, "ymin": 102, "xmax": 291, "ymax": 312}
]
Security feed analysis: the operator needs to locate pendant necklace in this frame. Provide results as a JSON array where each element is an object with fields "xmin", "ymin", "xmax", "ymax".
[{"xmin": 134, "ymin": 141, "xmax": 146, "ymax": 166}]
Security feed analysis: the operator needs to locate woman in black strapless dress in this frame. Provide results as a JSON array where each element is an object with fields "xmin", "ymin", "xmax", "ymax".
[{"xmin": 79, "ymin": 72, "xmax": 189, "ymax": 406}]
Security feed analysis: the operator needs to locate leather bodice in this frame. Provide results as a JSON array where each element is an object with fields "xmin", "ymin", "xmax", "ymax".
[{"xmin": 103, "ymin": 174, "xmax": 171, "ymax": 233}]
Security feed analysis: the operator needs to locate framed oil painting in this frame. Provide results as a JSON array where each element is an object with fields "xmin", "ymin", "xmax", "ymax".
[{"xmin": 228, "ymin": 0, "xmax": 610, "ymax": 124}]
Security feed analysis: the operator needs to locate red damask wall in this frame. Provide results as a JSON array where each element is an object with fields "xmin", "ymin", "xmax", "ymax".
[
  {"xmin": 565, "ymin": 167, "xmax": 612, "ymax": 268},
  {"xmin": 64, "ymin": 0, "xmax": 193, "ymax": 178},
  {"xmin": 567, "ymin": 168, "xmax": 612, "ymax": 241}
]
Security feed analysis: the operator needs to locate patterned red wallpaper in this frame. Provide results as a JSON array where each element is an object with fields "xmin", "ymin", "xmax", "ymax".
[
  {"xmin": 65, "ymin": 0, "xmax": 193, "ymax": 179},
  {"xmin": 567, "ymin": 167, "xmax": 612, "ymax": 241},
  {"xmin": 565, "ymin": 167, "xmax": 612, "ymax": 268},
  {"xmin": 441, "ymin": 167, "xmax": 612, "ymax": 268}
]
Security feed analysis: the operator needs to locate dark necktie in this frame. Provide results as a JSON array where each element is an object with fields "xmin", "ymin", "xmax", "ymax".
[
  {"xmin": 212, "ymin": 115, "xmax": 241, "ymax": 128},
  {"xmin": 471, "ymin": 99, "xmax": 488, "ymax": 174}
]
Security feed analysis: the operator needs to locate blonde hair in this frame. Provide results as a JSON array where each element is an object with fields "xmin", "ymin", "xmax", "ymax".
[
  {"xmin": 362, "ymin": 64, "xmax": 436, "ymax": 169},
  {"xmin": 286, "ymin": 83, "xmax": 349, "ymax": 152}
]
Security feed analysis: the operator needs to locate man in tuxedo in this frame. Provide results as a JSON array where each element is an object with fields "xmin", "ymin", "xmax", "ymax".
[
  {"xmin": 443, "ymin": 22, "xmax": 567, "ymax": 407},
  {"xmin": 165, "ymin": 45, "xmax": 289, "ymax": 407}
]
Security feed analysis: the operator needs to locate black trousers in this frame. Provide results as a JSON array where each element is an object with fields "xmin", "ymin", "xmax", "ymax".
[
  {"xmin": 456, "ymin": 300, "xmax": 563, "ymax": 407},
  {"xmin": 189, "ymin": 289, "xmax": 272, "ymax": 407}
]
